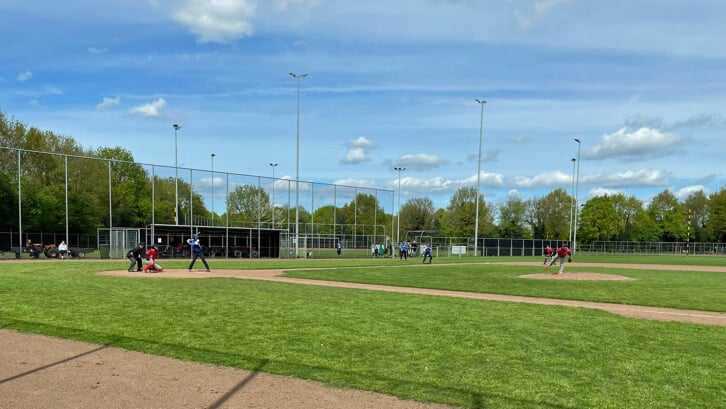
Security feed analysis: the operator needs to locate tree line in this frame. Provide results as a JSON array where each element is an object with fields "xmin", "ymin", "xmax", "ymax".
[{"xmin": 2, "ymin": 108, "xmax": 726, "ymax": 245}]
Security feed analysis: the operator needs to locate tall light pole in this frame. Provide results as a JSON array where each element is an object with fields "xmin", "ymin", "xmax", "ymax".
[
  {"xmin": 394, "ymin": 166, "xmax": 406, "ymax": 245},
  {"xmin": 474, "ymin": 99, "xmax": 486, "ymax": 257},
  {"xmin": 573, "ymin": 138, "xmax": 582, "ymax": 254},
  {"xmin": 210, "ymin": 153, "xmax": 216, "ymax": 226},
  {"xmin": 269, "ymin": 162, "xmax": 278, "ymax": 228},
  {"xmin": 289, "ymin": 72, "xmax": 308, "ymax": 258},
  {"xmin": 173, "ymin": 124, "xmax": 181, "ymax": 225},
  {"xmin": 569, "ymin": 157, "xmax": 576, "ymax": 244}
]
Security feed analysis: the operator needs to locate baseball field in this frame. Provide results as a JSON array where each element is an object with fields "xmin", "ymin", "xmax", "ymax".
[{"xmin": 1, "ymin": 255, "xmax": 725, "ymax": 408}]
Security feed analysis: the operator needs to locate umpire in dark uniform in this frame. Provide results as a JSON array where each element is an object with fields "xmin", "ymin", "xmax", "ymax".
[{"xmin": 127, "ymin": 243, "xmax": 145, "ymax": 272}]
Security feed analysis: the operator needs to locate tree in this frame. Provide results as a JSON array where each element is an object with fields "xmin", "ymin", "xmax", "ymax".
[
  {"xmin": 706, "ymin": 188, "xmax": 726, "ymax": 242},
  {"xmin": 647, "ymin": 189, "xmax": 687, "ymax": 241},
  {"xmin": 537, "ymin": 189, "xmax": 572, "ymax": 240},
  {"xmin": 631, "ymin": 209, "xmax": 661, "ymax": 242},
  {"xmin": 399, "ymin": 197, "xmax": 437, "ymax": 235},
  {"xmin": 524, "ymin": 197, "xmax": 546, "ymax": 239},
  {"xmin": 610, "ymin": 193, "xmax": 643, "ymax": 240},
  {"xmin": 683, "ymin": 190, "xmax": 709, "ymax": 242},
  {"xmin": 579, "ymin": 196, "xmax": 620, "ymax": 242},
  {"xmin": 496, "ymin": 196, "xmax": 530, "ymax": 238},
  {"xmin": 97, "ymin": 147, "xmax": 150, "ymax": 227},
  {"xmin": 340, "ymin": 193, "xmax": 386, "ymax": 237},
  {"xmin": 444, "ymin": 187, "xmax": 494, "ymax": 238},
  {"xmin": 228, "ymin": 184, "xmax": 270, "ymax": 227}
]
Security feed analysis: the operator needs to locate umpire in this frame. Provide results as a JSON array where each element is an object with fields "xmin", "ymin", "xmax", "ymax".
[{"xmin": 127, "ymin": 243, "xmax": 145, "ymax": 272}]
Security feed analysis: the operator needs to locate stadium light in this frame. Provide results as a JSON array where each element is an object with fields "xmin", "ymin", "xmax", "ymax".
[
  {"xmin": 394, "ymin": 166, "xmax": 406, "ymax": 245},
  {"xmin": 173, "ymin": 124, "xmax": 181, "ymax": 225},
  {"xmin": 289, "ymin": 72, "xmax": 308, "ymax": 258},
  {"xmin": 474, "ymin": 99, "xmax": 486, "ymax": 257}
]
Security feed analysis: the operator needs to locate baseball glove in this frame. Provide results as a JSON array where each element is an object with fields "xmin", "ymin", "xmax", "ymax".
[{"xmin": 568, "ymin": 257, "xmax": 572, "ymax": 263}]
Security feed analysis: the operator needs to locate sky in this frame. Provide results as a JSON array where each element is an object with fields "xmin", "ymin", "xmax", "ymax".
[{"xmin": 1, "ymin": 0, "xmax": 725, "ymax": 212}]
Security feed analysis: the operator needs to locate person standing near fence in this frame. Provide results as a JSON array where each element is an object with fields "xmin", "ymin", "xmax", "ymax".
[
  {"xmin": 546, "ymin": 243, "xmax": 572, "ymax": 275},
  {"xmin": 187, "ymin": 234, "xmax": 211, "ymax": 272}
]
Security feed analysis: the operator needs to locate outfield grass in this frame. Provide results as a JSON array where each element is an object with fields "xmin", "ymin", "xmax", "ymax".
[
  {"xmin": 283, "ymin": 261, "xmax": 726, "ymax": 312},
  {"xmin": 1, "ymin": 259, "xmax": 725, "ymax": 408}
]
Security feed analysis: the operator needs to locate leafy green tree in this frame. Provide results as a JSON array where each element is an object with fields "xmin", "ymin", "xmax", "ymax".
[
  {"xmin": 444, "ymin": 187, "xmax": 494, "ymax": 238},
  {"xmin": 631, "ymin": 209, "xmax": 661, "ymax": 242},
  {"xmin": 531, "ymin": 189, "xmax": 571, "ymax": 240},
  {"xmin": 496, "ymin": 196, "xmax": 530, "ymax": 238},
  {"xmin": 610, "ymin": 193, "xmax": 643, "ymax": 240},
  {"xmin": 524, "ymin": 197, "xmax": 546, "ymax": 239},
  {"xmin": 312, "ymin": 205, "xmax": 346, "ymax": 234},
  {"xmin": 706, "ymin": 188, "xmax": 726, "ymax": 242},
  {"xmin": 579, "ymin": 196, "xmax": 620, "ymax": 242},
  {"xmin": 683, "ymin": 190, "xmax": 709, "ymax": 242},
  {"xmin": 647, "ymin": 189, "xmax": 687, "ymax": 241},
  {"xmin": 399, "ymin": 197, "xmax": 437, "ymax": 235},
  {"xmin": 340, "ymin": 193, "xmax": 386, "ymax": 237},
  {"xmin": 228, "ymin": 184, "xmax": 270, "ymax": 227},
  {"xmin": 97, "ymin": 147, "xmax": 150, "ymax": 227},
  {"xmin": 0, "ymin": 172, "xmax": 18, "ymax": 230}
]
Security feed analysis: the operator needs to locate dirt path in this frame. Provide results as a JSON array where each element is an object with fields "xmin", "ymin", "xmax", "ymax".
[{"xmin": 3, "ymin": 262, "xmax": 725, "ymax": 408}]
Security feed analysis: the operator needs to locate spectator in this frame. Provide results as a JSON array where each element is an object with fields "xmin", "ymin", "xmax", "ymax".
[{"xmin": 58, "ymin": 240, "xmax": 69, "ymax": 259}]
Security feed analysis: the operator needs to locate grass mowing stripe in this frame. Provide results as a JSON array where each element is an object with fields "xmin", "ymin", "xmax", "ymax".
[
  {"xmin": 283, "ymin": 264, "xmax": 726, "ymax": 311},
  {"xmin": 1, "ymin": 264, "xmax": 725, "ymax": 408}
]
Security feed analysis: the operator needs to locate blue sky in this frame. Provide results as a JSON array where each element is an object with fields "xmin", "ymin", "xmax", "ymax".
[{"xmin": 2, "ymin": 0, "xmax": 725, "ymax": 211}]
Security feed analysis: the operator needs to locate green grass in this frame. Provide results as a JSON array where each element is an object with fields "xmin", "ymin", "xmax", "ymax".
[
  {"xmin": 283, "ymin": 262, "xmax": 726, "ymax": 312},
  {"xmin": 1, "ymin": 259, "xmax": 725, "ymax": 408}
]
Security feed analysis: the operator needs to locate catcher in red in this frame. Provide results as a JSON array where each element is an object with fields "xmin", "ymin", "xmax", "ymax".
[
  {"xmin": 143, "ymin": 246, "xmax": 164, "ymax": 273},
  {"xmin": 545, "ymin": 243, "xmax": 572, "ymax": 275}
]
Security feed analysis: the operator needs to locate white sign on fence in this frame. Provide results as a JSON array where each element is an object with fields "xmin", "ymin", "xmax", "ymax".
[{"xmin": 451, "ymin": 245, "xmax": 467, "ymax": 256}]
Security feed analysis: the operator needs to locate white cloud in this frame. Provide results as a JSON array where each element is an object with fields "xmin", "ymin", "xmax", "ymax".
[
  {"xmin": 512, "ymin": 170, "xmax": 571, "ymax": 189},
  {"xmin": 346, "ymin": 136, "xmax": 375, "ymax": 149},
  {"xmin": 676, "ymin": 185, "xmax": 709, "ymax": 200},
  {"xmin": 173, "ymin": 0, "xmax": 256, "ymax": 43},
  {"xmin": 333, "ymin": 178, "xmax": 376, "ymax": 188},
  {"xmin": 341, "ymin": 148, "xmax": 369, "ymax": 165},
  {"xmin": 17, "ymin": 71, "xmax": 32, "ymax": 82},
  {"xmin": 129, "ymin": 98, "xmax": 167, "ymax": 118},
  {"xmin": 341, "ymin": 136, "xmax": 375, "ymax": 164},
  {"xmin": 585, "ymin": 169, "xmax": 670, "ymax": 188},
  {"xmin": 584, "ymin": 127, "xmax": 682, "ymax": 160},
  {"xmin": 96, "ymin": 96, "xmax": 120, "ymax": 111},
  {"xmin": 397, "ymin": 153, "xmax": 446, "ymax": 171}
]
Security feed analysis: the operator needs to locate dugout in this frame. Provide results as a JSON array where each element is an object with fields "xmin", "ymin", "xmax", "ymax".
[{"xmin": 143, "ymin": 224, "xmax": 281, "ymax": 258}]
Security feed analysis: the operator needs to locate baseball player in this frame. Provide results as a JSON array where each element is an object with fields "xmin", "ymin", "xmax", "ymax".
[{"xmin": 546, "ymin": 243, "xmax": 572, "ymax": 275}]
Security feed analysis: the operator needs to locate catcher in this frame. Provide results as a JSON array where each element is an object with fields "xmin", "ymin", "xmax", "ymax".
[
  {"xmin": 143, "ymin": 245, "xmax": 164, "ymax": 273},
  {"xmin": 545, "ymin": 243, "xmax": 572, "ymax": 275}
]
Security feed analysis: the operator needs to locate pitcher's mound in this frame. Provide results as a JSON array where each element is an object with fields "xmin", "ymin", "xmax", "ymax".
[{"xmin": 520, "ymin": 272, "xmax": 634, "ymax": 281}]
